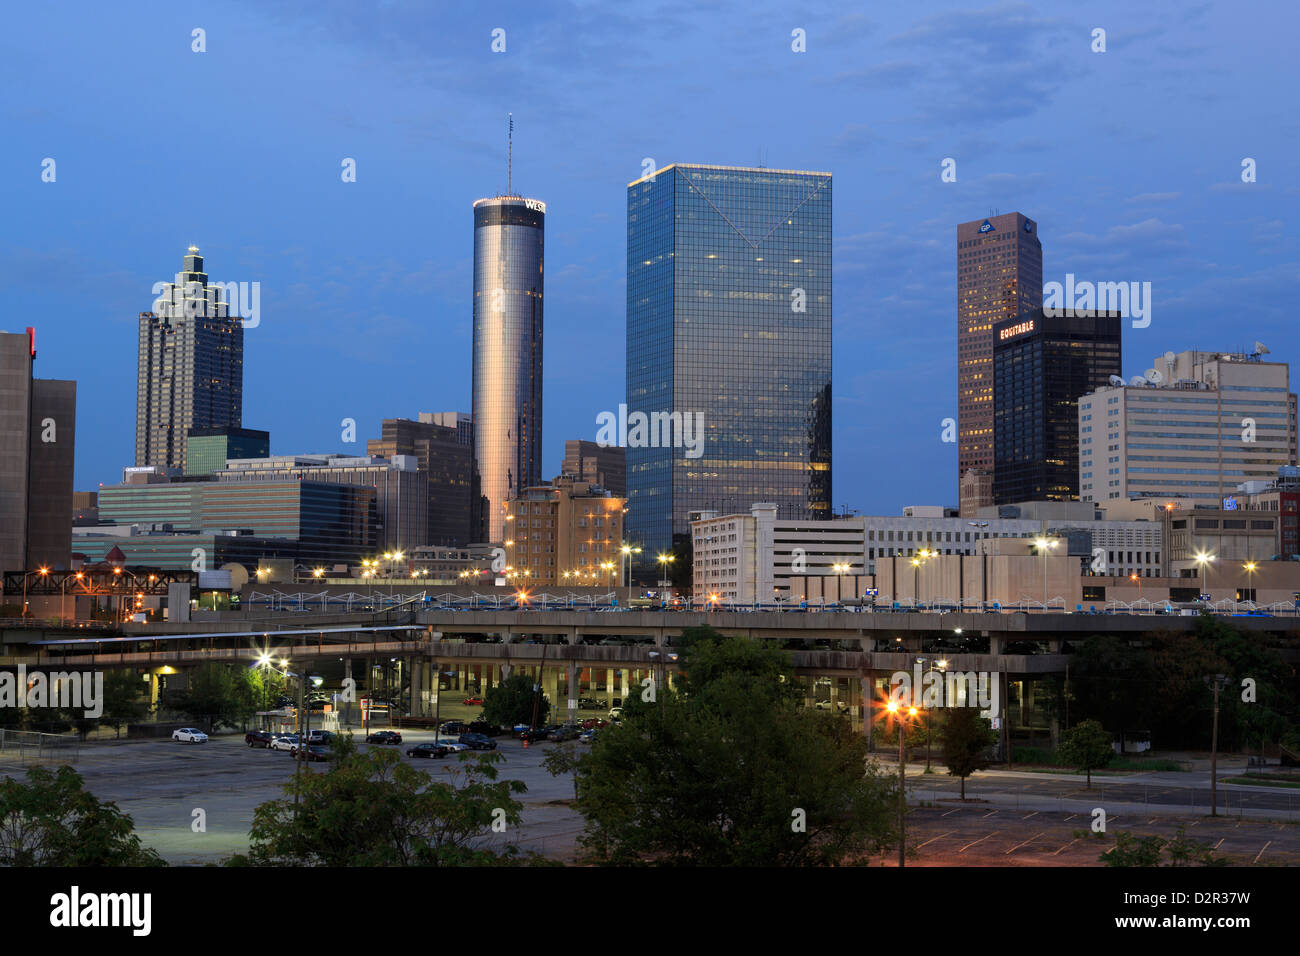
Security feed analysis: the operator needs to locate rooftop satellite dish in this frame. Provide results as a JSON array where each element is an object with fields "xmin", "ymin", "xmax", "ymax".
[
  {"xmin": 1164, "ymin": 351, "xmax": 1176, "ymax": 364},
  {"xmin": 1255, "ymin": 342, "xmax": 1270, "ymax": 355},
  {"xmin": 1145, "ymin": 368, "xmax": 1163, "ymax": 383},
  {"xmin": 1108, "ymin": 375, "xmax": 1126, "ymax": 387},
  {"xmin": 1129, "ymin": 375, "xmax": 1149, "ymax": 387}
]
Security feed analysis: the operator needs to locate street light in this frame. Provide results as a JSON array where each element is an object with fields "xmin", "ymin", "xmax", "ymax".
[
  {"xmin": 915, "ymin": 657, "xmax": 948, "ymax": 772},
  {"xmin": 619, "ymin": 544, "xmax": 642, "ymax": 589},
  {"xmin": 1033, "ymin": 536, "xmax": 1058, "ymax": 609},
  {"xmin": 21, "ymin": 567, "xmax": 50, "ymax": 620},
  {"xmin": 885, "ymin": 699, "xmax": 921, "ymax": 866},
  {"xmin": 1194, "ymin": 551, "xmax": 1216, "ymax": 602},
  {"xmin": 656, "ymin": 552, "xmax": 675, "ymax": 588},
  {"xmin": 1242, "ymin": 560, "xmax": 1258, "ymax": 603}
]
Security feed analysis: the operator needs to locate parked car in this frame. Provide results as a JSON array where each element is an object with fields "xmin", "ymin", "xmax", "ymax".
[
  {"xmin": 366, "ymin": 730, "xmax": 402, "ymax": 745},
  {"xmin": 549, "ymin": 725, "xmax": 580, "ymax": 742},
  {"xmin": 290, "ymin": 745, "xmax": 330, "ymax": 762},
  {"xmin": 580, "ymin": 717, "xmax": 609, "ymax": 730},
  {"xmin": 578, "ymin": 697, "xmax": 607, "ymax": 710},
  {"xmin": 607, "ymin": 707, "xmax": 623, "ymax": 720},
  {"xmin": 462, "ymin": 696, "xmax": 484, "ymax": 706},
  {"xmin": 406, "ymin": 742, "xmax": 450, "ymax": 759},
  {"xmin": 814, "ymin": 700, "xmax": 849, "ymax": 713},
  {"xmin": 579, "ymin": 729, "xmax": 599, "ymax": 744},
  {"xmin": 519, "ymin": 727, "xmax": 553, "ymax": 743},
  {"xmin": 459, "ymin": 733, "xmax": 497, "ymax": 751},
  {"xmin": 513, "ymin": 723, "xmax": 533, "ymax": 736},
  {"xmin": 439, "ymin": 721, "xmax": 471, "ymax": 735},
  {"xmin": 270, "ymin": 735, "xmax": 299, "ymax": 752},
  {"xmin": 467, "ymin": 720, "xmax": 504, "ymax": 737},
  {"xmin": 173, "ymin": 728, "xmax": 208, "ymax": 744},
  {"xmin": 307, "ymin": 730, "xmax": 336, "ymax": 745},
  {"xmin": 440, "ymin": 741, "xmax": 470, "ymax": 754},
  {"xmin": 245, "ymin": 730, "xmax": 274, "ymax": 748}
]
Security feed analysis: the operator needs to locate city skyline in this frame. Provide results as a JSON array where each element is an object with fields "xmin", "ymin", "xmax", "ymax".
[{"xmin": 4, "ymin": 2, "xmax": 1295, "ymax": 518}]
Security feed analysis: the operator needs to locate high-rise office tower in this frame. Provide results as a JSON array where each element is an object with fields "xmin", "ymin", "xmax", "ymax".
[
  {"xmin": 1079, "ymin": 349, "xmax": 1298, "ymax": 504},
  {"xmin": 626, "ymin": 164, "xmax": 832, "ymax": 573},
  {"xmin": 472, "ymin": 197, "xmax": 544, "ymax": 543},
  {"xmin": 0, "ymin": 328, "xmax": 76, "ymax": 572},
  {"xmin": 135, "ymin": 247, "xmax": 244, "ymax": 472},
  {"xmin": 957, "ymin": 213, "xmax": 1042, "ymax": 505},
  {"xmin": 993, "ymin": 309, "xmax": 1121, "ymax": 504}
]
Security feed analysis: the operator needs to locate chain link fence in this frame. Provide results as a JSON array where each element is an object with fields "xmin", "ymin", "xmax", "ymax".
[{"xmin": 0, "ymin": 728, "xmax": 81, "ymax": 764}]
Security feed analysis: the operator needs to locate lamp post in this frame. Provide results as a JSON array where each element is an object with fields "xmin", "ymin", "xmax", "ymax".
[
  {"xmin": 1242, "ymin": 560, "xmax": 1257, "ymax": 604},
  {"xmin": 1129, "ymin": 572, "xmax": 1141, "ymax": 601},
  {"xmin": 619, "ymin": 544, "xmax": 642, "ymax": 589},
  {"xmin": 915, "ymin": 657, "xmax": 948, "ymax": 772},
  {"xmin": 1034, "ymin": 536, "xmax": 1058, "ymax": 610},
  {"xmin": 1205, "ymin": 673, "xmax": 1228, "ymax": 816},
  {"xmin": 656, "ymin": 553, "xmax": 675, "ymax": 594},
  {"xmin": 22, "ymin": 567, "xmax": 50, "ymax": 620},
  {"xmin": 1194, "ymin": 551, "xmax": 1216, "ymax": 604},
  {"xmin": 886, "ymin": 700, "xmax": 920, "ymax": 866},
  {"xmin": 832, "ymin": 562, "xmax": 850, "ymax": 603}
]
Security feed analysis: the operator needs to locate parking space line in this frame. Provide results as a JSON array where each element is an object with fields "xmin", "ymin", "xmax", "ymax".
[
  {"xmin": 941, "ymin": 808, "xmax": 962, "ymax": 817},
  {"xmin": 1005, "ymin": 831, "xmax": 1046, "ymax": 855},
  {"xmin": 958, "ymin": 832, "xmax": 996, "ymax": 853},
  {"xmin": 981, "ymin": 809, "xmax": 999, "ymax": 818},
  {"xmin": 1052, "ymin": 838, "xmax": 1080, "ymax": 857},
  {"xmin": 1254, "ymin": 842, "xmax": 1271, "ymax": 864},
  {"xmin": 1021, "ymin": 811, "xmax": 1038, "ymax": 820},
  {"xmin": 916, "ymin": 830, "xmax": 956, "ymax": 849}
]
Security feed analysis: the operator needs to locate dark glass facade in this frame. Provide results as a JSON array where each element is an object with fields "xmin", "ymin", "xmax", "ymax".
[
  {"xmin": 626, "ymin": 164, "xmax": 832, "ymax": 571},
  {"xmin": 472, "ymin": 198, "xmax": 544, "ymax": 543},
  {"xmin": 993, "ymin": 309, "xmax": 1122, "ymax": 504},
  {"xmin": 136, "ymin": 248, "xmax": 244, "ymax": 472}
]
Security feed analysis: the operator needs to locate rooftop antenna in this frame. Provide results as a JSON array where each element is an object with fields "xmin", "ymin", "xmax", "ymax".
[{"xmin": 507, "ymin": 113, "xmax": 513, "ymax": 195}]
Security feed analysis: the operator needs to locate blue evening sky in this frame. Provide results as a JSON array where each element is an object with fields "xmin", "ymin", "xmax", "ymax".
[{"xmin": 2, "ymin": 1, "xmax": 1296, "ymax": 514}]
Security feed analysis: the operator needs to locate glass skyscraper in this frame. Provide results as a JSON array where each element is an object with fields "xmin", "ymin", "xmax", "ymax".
[
  {"xmin": 625, "ymin": 164, "xmax": 832, "ymax": 573},
  {"xmin": 136, "ymin": 247, "xmax": 244, "ymax": 473},
  {"xmin": 472, "ymin": 196, "xmax": 545, "ymax": 544}
]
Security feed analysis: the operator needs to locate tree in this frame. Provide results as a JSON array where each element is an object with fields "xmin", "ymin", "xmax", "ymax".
[
  {"xmin": 940, "ymin": 707, "xmax": 997, "ymax": 799},
  {"xmin": 1103, "ymin": 825, "xmax": 1225, "ymax": 867},
  {"xmin": 482, "ymin": 671, "xmax": 550, "ymax": 728},
  {"xmin": 1058, "ymin": 719, "xmax": 1114, "ymax": 788},
  {"xmin": 237, "ymin": 735, "xmax": 537, "ymax": 866},
  {"xmin": 0, "ymin": 765, "xmax": 164, "ymax": 866},
  {"xmin": 100, "ymin": 669, "xmax": 147, "ymax": 738},
  {"xmin": 554, "ymin": 631, "xmax": 898, "ymax": 865},
  {"xmin": 162, "ymin": 662, "xmax": 260, "ymax": 731}
]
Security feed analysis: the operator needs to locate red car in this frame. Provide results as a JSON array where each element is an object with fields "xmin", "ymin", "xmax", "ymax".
[
  {"xmin": 580, "ymin": 718, "xmax": 609, "ymax": 730},
  {"xmin": 463, "ymin": 696, "xmax": 484, "ymax": 706}
]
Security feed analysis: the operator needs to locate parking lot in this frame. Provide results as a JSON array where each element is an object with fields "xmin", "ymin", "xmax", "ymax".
[{"xmin": 0, "ymin": 727, "xmax": 585, "ymax": 865}]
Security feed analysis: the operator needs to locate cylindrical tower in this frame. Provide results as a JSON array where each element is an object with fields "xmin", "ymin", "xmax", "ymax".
[{"xmin": 472, "ymin": 196, "xmax": 544, "ymax": 543}]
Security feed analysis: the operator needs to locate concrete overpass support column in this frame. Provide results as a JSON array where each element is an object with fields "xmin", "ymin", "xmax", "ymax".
[
  {"xmin": 500, "ymin": 663, "xmax": 512, "ymax": 682},
  {"xmin": 1047, "ymin": 639, "xmax": 1062, "ymax": 653},
  {"xmin": 620, "ymin": 669, "xmax": 630, "ymax": 705},
  {"xmin": 544, "ymin": 666, "xmax": 561, "ymax": 723},
  {"xmin": 566, "ymin": 664, "xmax": 578, "ymax": 725},
  {"xmin": 606, "ymin": 669, "xmax": 615, "ymax": 704},
  {"xmin": 988, "ymin": 635, "xmax": 1002, "ymax": 655},
  {"xmin": 149, "ymin": 671, "xmax": 160, "ymax": 709}
]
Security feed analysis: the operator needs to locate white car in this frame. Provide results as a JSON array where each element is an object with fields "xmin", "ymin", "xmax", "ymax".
[
  {"xmin": 270, "ymin": 735, "xmax": 299, "ymax": 751},
  {"xmin": 814, "ymin": 700, "xmax": 849, "ymax": 713},
  {"xmin": 172, "ymin": 728, "xmax": 208, "ymax": 743},
  {"xmin": 439, "ymin": 741, "xmax": 470, "ymax": 753}
]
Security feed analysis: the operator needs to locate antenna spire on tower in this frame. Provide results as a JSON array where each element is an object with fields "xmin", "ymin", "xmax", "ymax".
[{"xmin": 508, "ymin": 113, "xmax": 513, "ymax": 196}]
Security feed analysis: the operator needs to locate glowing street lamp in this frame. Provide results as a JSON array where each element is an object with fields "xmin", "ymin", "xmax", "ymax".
[
  {"xmin": 1033, "ymin": 536, "xmax": 1058, "ymax": 609},
  {"xmin": 1194, "ymin": 551, "xmax": 1216, "ymax": 600},
  {"xmin": 884, "ymin": 698, "xmax": 922, "ymax": 866}
]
